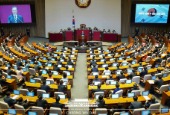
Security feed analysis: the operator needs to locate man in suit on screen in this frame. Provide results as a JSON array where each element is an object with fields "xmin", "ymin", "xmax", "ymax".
[{"xmin": 8, "ymin": 6, "xmax": 24, "ymax": 23}]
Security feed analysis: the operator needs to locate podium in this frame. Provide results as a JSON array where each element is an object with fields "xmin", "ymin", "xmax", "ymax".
[{"xmin": 78, "ymin": 35, "xmax": 87, "ymax": 46}]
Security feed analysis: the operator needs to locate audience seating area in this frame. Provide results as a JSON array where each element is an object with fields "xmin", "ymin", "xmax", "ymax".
[{"xmin": 0, "ymin": 33, "xmax": 170, "ymax": 115}]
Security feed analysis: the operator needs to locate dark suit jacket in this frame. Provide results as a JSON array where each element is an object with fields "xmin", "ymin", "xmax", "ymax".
[
  {"xmin": 145, "ymin": 101, "xmax": 158, "ymax": 108},
  {"xmin": 40, "ymin": 85, "xmax": 50, "ymax": 92},
  {"xmin": 8, "ymin": 15, "xmax": 24, "ymax": 23},
  {"xmin": 51, "ymin": 102, "xmax": 64, "ymax": 109},
  {"xmin": 91, "ymin": 67, "xmax": 98, "ymax": 72},
  {"xmin": 58, "ymin": 85, "xmax": 67, "ymax": 93},
  {"xmin": 4, "ymin": 97, "xmax": 17, "ymax": 107},
  {"xmin": 129, "ymin": 101, "xmax": 143, "ymax": 109},
  {"xmin": 36, "ymin": 99, "xmax": 47, "ymax": 109},
  {"xmin": 155, "ymin": 79, "xmax": 163, "ymax": 88},
  {"xmin": 96, "ymin": 100, "xmax": 105, "ymax": 108}
]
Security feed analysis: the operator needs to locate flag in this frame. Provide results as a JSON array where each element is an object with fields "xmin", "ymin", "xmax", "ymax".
[{"xmin": 72, "ymin": 16, "xmax": 75, "ymax": 28}]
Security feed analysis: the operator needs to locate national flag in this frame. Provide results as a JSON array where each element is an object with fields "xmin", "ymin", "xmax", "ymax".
[{"xmin": 72, "ymin": 16, "xmax": 75, "ymax": 28}]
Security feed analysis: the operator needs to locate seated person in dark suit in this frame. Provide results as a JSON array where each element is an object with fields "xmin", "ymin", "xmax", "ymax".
[
  {"xmin": 16, "ymin": 59, "xmax": 23, "ymax": 67},
  {"xmin": 129, "ymin": 70, "xmax": 137, "ymax": 79},
  {"xmin": 17, "ymin": 97, "xmax": 29, "ymax": 109},
  {"xmin": 51, "ymin": 95, "xmax": 64, "ymax": 109},
  {"xmin": 107, "ymin": 75, "xmax": 114, "ymax": 80},
  {"xmin": 128, "ymin": 83, "xmax": 139, "ymax": 93},
  {"xmin": 90, "ymin": 58, "xmax": 97, "ymax": 66},
  {"xmin": 36, "ymin": 95, "xmax": 48, "ymax": 109},
  {"xmin": 113, "ymin": 83, "xmax": 121, "ymax": 94},
  {"xmin": 154, "ymin": 75, "xmax": 163, "ymax": 88},
  {"xmin": 7, "ymin": 66, "xmax": 16, "ymax": 75},
  {"xmin": 58, "ymin": 80, "xmax": 67, "ymax": 93},
  {"xmin": 67, "ymin": 59, "xmax": 74, "ymax": 65},
  {"xmin": 37, "ymin": 71, "xmax": 44, "ymax": 81},
  {"xmin": 140, "ymin": 67, "xmax": 148, "ymax": 77},
  {"xmin": 91, "ymin": 65, "xmax": 98, "ymax": 72},
  {"xmin": 4, "ymin": 91, "xmax": 17, "ymax": 107},
  {"xmin": 30, "ymin": 56, "xmax": 36, "ymax": 62},
  {"xmin": 92, "ymin": 75, "xmax": 101, "ymax": 84},
  {"xmin": 96, "ymin": 95, "xmax": 105, "ymax": 108},
  {"xmin": 92, "ymin": 84, "xmax": 104, "ymax": 94},
  {"xmin": 129, "ymin": 96, "xmax": 143, "ymax": 109},
  {"xmin": 117, "ymin": 72, "xmax": 125, "ymax": 80},
  {"xmin": 145, "ymin": 96, "xmax": 158, "ymax": 108},
  {"xmin": 40, "ymin": 80, "xmax": 50, "ymax": 93}
]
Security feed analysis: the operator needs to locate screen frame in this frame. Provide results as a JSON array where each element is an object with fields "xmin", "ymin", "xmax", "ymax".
[
  {"xmin": 0, "ymin": 1, "xmax": 36, "ymax": 25},
  {"xmin": 131, "ymin": 1, "xmax": 170, "ymax": 25}
]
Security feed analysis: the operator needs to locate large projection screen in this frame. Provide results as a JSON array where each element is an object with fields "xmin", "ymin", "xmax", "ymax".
[{"xmin": 45, "ymin": 0, "xmax": 121, "ymax": 38}]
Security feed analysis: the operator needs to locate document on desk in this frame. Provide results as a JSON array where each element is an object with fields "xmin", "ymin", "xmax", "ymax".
[
  {"xmin": 143, "ymin": 96, "xmax": 150, "ymax": 101},
  {"xmin": 12, "ymin": 95, "xmax": 19, "ymax": 99},
  {"xmin": 148, "ymin": 80, "xmax": 154, "ymax": 84}
]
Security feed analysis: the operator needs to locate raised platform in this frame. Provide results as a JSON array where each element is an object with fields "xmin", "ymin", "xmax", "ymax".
[{"xmin": 63, "ymin": 41, "xmax": 102, "ymax": 53}]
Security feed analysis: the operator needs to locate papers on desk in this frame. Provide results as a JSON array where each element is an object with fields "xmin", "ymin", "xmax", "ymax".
[
  {"xmin": 12, "ymin": 95, "xmax": 19, "ymax": 100},
  {"xmin": 148, "ymin": 80, "xmax": 154, "ymax": 84},
  {"xmin": 143, "ymin": 96, "xmax": 150, "ymax": 101}
]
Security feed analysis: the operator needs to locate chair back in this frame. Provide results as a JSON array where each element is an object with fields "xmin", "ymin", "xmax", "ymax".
[
  {"xmin": 159, "ymin": 85, "xmax": 169, "ymax": 94},
  {"xmin": 131, "ymin": 90, "xmax": 141, "ymax": 96},
  {"xmin": 14, "ymin": 104, "xmax": 25, "ymax": 115},
  {"xmin": 49, "ymin": 107, "xmax": 62, "ymax": 115},
  {"xmin": 133, "ymin": 108, "xmax": 145, "ymax": 115},
  {"xmin": 119, "ymin": 78, "xmax": 127, "ymax": 83},
  {"xmin": 95, "ymin": 108, "xmax": 107, "ymax": 114},
  {"xmin": 144, "ymin": 74, "xmax": 151, "ymax": 82},
  {"xmin": 132, "ymin": 76, "xmax": 140, "ymax": 84},
  {"xmin": 54, "ymin": 92, "xmax": 64, "ymax": 98},
  {"xmin": 30, "ymin": 106, "xmax": 44, "ymax": 115},
  {"xmin": 33, "ymin": 78, "xmax": 41, "ymax": 83},
  {"xmin": 149, "ymin": 103, "xmax": 160, "ymax": 113},
  {"xmin": 0, "ymin": 101, "xmax": 9, "ymax": 112},
  {"xmin": 29, "ymin": 68, "xmax": 36, "ymax": 76},
  {"xmin": 19, "ymin": 89, "xmax": 29, "ymax": 96},
  {"xmin": 115, "ymin": 89, "xmax": 123, "ymax": 97},
  {"xmin": 94, "ymin": 92, "xmax": 104, "ymax": 99},
  {"xmin": 37, "ymin": 89, "xmax": 46, "ymax": 96}
]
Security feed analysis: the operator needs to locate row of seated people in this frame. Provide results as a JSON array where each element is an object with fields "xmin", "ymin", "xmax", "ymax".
[
  {"xmin": 0, "ymin": 40, "xmax": 78, "ymax": 114},
  {"xmin": 86, "ymin": 36, "xmax": 170, "ymax": 114}
]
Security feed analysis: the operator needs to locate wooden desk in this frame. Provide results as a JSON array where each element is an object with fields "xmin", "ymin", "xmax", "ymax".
[
  {"xmin": 25, "ymin": 82, "xmax": 71, "ymax": 98},
  {"xmin": 89, "ymin": 94, "xmax": 152, "ymax": 105},
  {"xmin": 161, "ymin": 91, "xmax": 170, "ymax": 105},
  {"xmin": 6, "ymin": 78, "xmax": 17, "ymax": 89},
  {"xmin": 9, "ymin": 48, "xmax": 28, "ymax": 60},
  {"xmin": 23, "ymin": 46, "xmax": 38, "ymax": 56},
  {"xmin": 0, "ymin": 52, "xmax": 15, "ymax": 64},
  {"xmin": 32, "ymin": 42, "xmax": 48, "ymax": 53},
  {"xmin": 10, "ymin": 94, "xmax": 68, "ymax": 104}
]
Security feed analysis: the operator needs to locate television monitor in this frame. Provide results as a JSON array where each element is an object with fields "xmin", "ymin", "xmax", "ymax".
[
  {"xmin": 126, "ymin": 80, "xmax": 132, "ymax": 84},
  {"xmin": 92, "ymin": 72, "xmax": 99, "ymax": 76},
  {"xmin": 135, "ymin": 4, "xmax": 169, "ymax": 24},
  {"xmin": 120, "ymin": 112, "xmax": 129, "ymax": 115},
  {"xmin": 28, "ymin": 112, "xmax": 37, "ymax": 115},
  {"xmin": 94, "ymin": 81, "xmax": 101, "ymax": 86},
  {"xmin": 53, "ymin": 71, "xmax": 58, "ymax": 75},
  {"xmin": 49, "ymin": 114, "xmax": 58, "ymax": 115},
  {"xmin": 63, "ymin": 71, "xmax": 70, "ymax": 76},
  {"xmin": 152, "ymin": 76, "xmax": 156, "ymax": 80},
  {"xmin": 112, "ymin": 94, "xmax": 119, "ymax": 99},
  {"xmin": 8, "ymin": 109, "xmax": 16, "ymax": 115},
  {"xmin": 141, "ymin": 110, "xmax": 151, "ymax": 115},
  {"xmin": 128, "ymin": 92, "xmax": 135, "ymax": 98},
  {"xmin": 30, "ymin": 79, "xmax": 36, "ymax": 83},
  {"xmin": 42, "ymin": 94, "xmax": 50, "ymax": 98},
  {"xmin": 58, "ymin": 94, "xmax": 66, "ymax": 99},
  {"xmin": 46, "ymin": 80, "xmax": 51, "ymax": 85},
  {"xmin": 0, "ymin": 4, "xmax": 36, "ymax": 24},
  {"xmin": 48, "ymin": 63, "xmax": 52, "ymax": 67},
  {"xmin": 42, "ymin": 70, "xmax": 47, "ymax": 74},
  {"xmin": 142, "ymin": 91, "xmax": 149, "ymax": 96},
  {"xmin": 95, "ymin": 95, "xmax": 100, "ymax": 99},
  {"xmin": 132, "ymin": 61, "xmax": 136, "ymax": 64},
  {"xmin": 27, "ymin": 92, "xmax": 34, "ymax": 97},
  {"xmin": 163, "ymin": 73, "xmax": 168, "ymax": 77},
  {"xmin": 112, "ymin": 63, "xmax": 117, "ymax": 67},
  {"xmin": 161, "ymin": 107, "xmax": 169, "ymax": 113},
  {"xmin": 13, "ymin": 90, "xmax": 20, "ymax": 95},
  {"xmin": 7, "ymin": 75, "xmax": 12, "ymax": 79}
]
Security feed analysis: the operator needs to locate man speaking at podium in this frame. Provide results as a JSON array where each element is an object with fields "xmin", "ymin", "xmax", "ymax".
[{"xmin": 8, "ymin": 6, "xmax": 24, "ymax": 23}]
